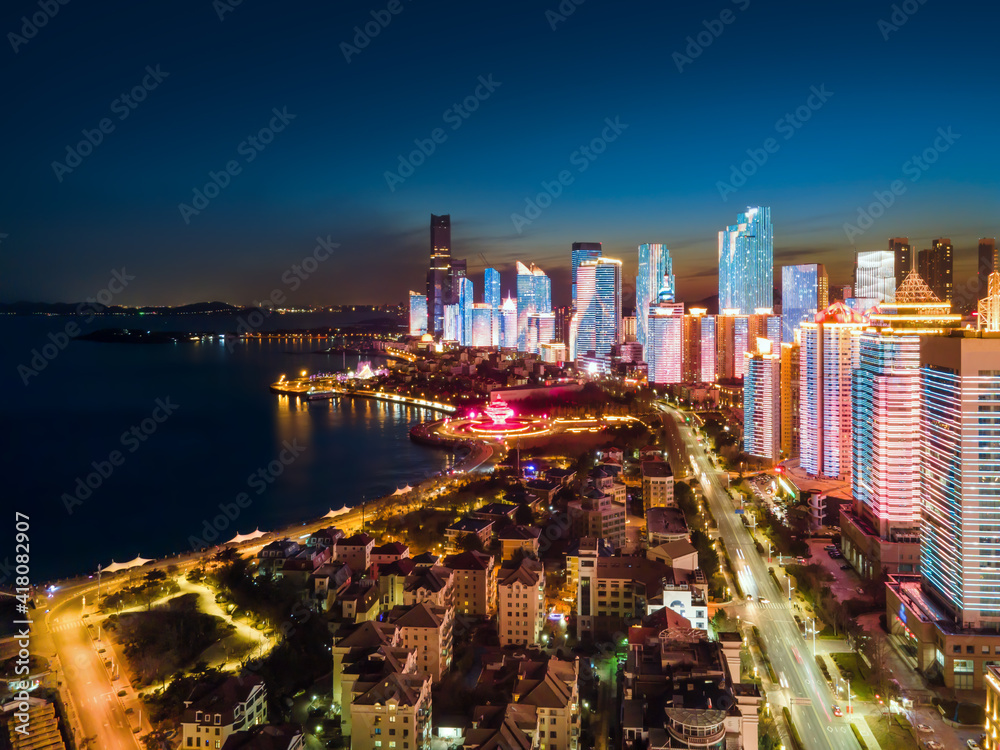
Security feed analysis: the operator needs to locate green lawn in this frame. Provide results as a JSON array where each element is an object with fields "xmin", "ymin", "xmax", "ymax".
[
  {"xmin": 865, "ymin": 713, "xmax": 913, "ymax": 748},
  {"xmin": 829, "ymin": 652, "xmax": 875, "ymax": 702}
]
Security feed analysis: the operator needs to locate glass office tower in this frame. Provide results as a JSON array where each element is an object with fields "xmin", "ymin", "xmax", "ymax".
[
  {"xmin": 409, "ymin": 291, "xmax": 428, "ymax": 336},
  {"xmin": 718, "ymin": 206, "xmax": 773, "ymax": 314},
  {"xmin": 781, "ymin": 263, "xmax": 828, "ymax": 343},
  {"xmin": 516, "ymin": 262, "xmax": 552, "ymax": 352},
  {"xmin": 636, "ymin": 243, "xmax": 675, "ymax": 352},
  {"xmin": 574, "ymin": 258, "xmax": 622, "ymax": 360},
  {"xmin": 484, "ymin": 267, "xmax": 501, "ymax": 312},
  {"xmin": 426, "ymin": 214, "xmax": 451, "ymax": 336},
  {"xmin": 571, "ymin": 242, "xmax": 602, "ymax": 309}
]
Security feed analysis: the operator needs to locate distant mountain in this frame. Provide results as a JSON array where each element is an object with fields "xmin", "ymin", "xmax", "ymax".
[{"xmin": 0, "ymin": 301, "xmax": 240, "ymax": 315}]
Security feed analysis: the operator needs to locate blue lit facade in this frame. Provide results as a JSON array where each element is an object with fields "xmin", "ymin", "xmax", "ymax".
[
  {"xmin": 573, "ymin": 258, "xmax": 621, "ymax": 360},
  {"xmin": 500, "ymin": 296, "xmax": 517, "ymax": 348},
  {"xmin": 484, "ymin": 267, "xmax": 501, "ymax": 311},
  {"xmin": 516, "ymin": 262, "xmax": 551, "ymax": 351},
  {"xmin": 571, "ymin": 242, "xmax": 602, "ymax": 309},
  {"xmin": 636, "ymin": 243, "xmax": 675, "ymax": 352},
  {"xmin": 459, "ymin": 276, "xmax": 474, "ymax": 346},
  {"xmin": 718, "ymin": 206, "xmax": 773, "ymax": 315},
  {"xmin": 781, "ymin": 263, "xmax": 828, "ymax": 343},
  {"xmin": 920, "ymin": 334, "xmax": 1000, "ymax": 629}
]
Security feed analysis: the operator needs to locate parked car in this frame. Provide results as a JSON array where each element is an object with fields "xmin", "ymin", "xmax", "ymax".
[
  {"xmin": 856, "ymin": 587, "xmax": 865, "ymax": 595},
  {"xmin": 832, "ymin": 705, "xmax": 843, "ymax": 717},
  {"xmin": 840, "ymin": 564, "xmax": 851, "ymax": 570},
  {"xmin": 967, "ymin": 740, "xmax": 981, "ymax": 750}
]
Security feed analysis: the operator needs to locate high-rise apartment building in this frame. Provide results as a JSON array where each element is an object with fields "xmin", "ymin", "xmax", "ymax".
[
  {"xmin": 842, "ymin": 272, "xmax": 961, "ymax": 578},
  {"xmin": 718, "ymin": 206, "xmax": 773, "ymax": 315},
  {"xmin": 780, "ymin": 341, "xmax": 799, "ymax": 460},
  {"xmin": 409, "ymin": 291, "xmax": 427, "ymax": 336},
  {"xmin": 979, "ymin": 238, "xmax": 998, "ymax": 301},
  {"xmin": 571, "ymin": 242, "xmax": 602, "ymax": 309},
  {"xmin": 854, "ymin": 250, "xmax": 896, "ymax": 303},
  {"xmin": 743, "ymin": 338, "xmax": 781, "ymax": 461},
  {"xmin": 646, "ymin": 303, "xmax": 685, "ymax": 385},
  {"xmin": 918, "ymin": 238, "xmax": 954, "ymax": 304},
  {"xmin": 573, "ymin": 258, "xmax": 622, "ymax": 360},
  {"xmin": 798, "ymin": 303, "xmax": 868, "ymax": 480},
  {"xmin": 471, "ymin": 303, "xmax": 496, "ymax": 347},
  {"xmin": 682, "ymin": 308, "xmax": 707, "ymax": 382},
  {"xmin": 888, "ymin": 237, "xmax": 912, "ymax": 289},
  {"xmin": 920, "ymin": 331, "xmax": 1000, "ymax": 631},
  {"xmin": 516, "ymin": 262, "xmax": 551, "ymax": 352},
  {"xmin": 527, "ymin": 312, "xmax": 556, "ymax": 354},
  {"xmin": 636, "ymin": 243, "xmax": 675, "ymax": 350},
  {"xmin": 781, "ymin": 263, "xmax": 828, "ymax": 343},
  {"xmin": 700, "ymin": 315, "xmax": 717, "ymax": 383},
  {"xmin": 484, "ymin": 267, "xmax": 501, "ymax": 311},
  {"xmin": 443, "ymin": 303, "xmax": 460, "ymax": 343}
]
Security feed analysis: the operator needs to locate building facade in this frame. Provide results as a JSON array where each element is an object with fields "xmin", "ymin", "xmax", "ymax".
[
  {"xmin": 918, "ymin": 238, "xmax": 954, "ymax": 305},
  {"xmin": 780, "ymin": 263, "xmax": 828, "ymax": 343},
  {"xmin": 636, "ymin": 243, "xmax": 675, "ymax": 351},
  {"xmin": 718, "ymin": 206, "xmax": 773, "ymax": 315},
  {"xmin": 409, "ymin": 292, "xmax": 427, "ymax": 336},
  {"xmin": 571, "ymin": 242, "xmax": 602, "ymax": 309},
  {"xmin": 854, "ymin": 250, "xmax": 895, "ymax": 304},
  {"xmin": 497, "ymin": 558, "xmax": 545, "ymax": 646},
  {"xmin": 573, "ymin": 258, "xmax": 622, "ymax": 360},
  {"xmin": 743, "ymin": 339, "xmax": 780, "ymax": 461},
  {"xmin": 426, "ymin": 214, "xmax": 451, "ymax": 336},
  {"xmin": 645, "ymin": 303, "xmax": 684, "ymax": 385}
]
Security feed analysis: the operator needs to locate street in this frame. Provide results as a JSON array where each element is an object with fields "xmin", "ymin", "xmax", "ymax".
[{"xmin": 659, "ymin": 403, "xmax": 863, "ymax": 750}]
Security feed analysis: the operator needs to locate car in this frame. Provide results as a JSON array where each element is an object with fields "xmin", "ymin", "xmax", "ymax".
[
  {"xmin": 967, "ymin": 741, "xmax": 981, "ymax": 750},
  {"xmin": 759, "ymin": 598, "xmax": 770, "ymax": 604},
  {"xmin": 825, "ymin": 545, "xmax": 837, "ymax": 551},
  {"xmin": 746, "ymin": 594, "xmax": 753, "ymax": 601},
  {"xmin": 916, "ymin": 724, "xmax": 932, "ymax": 733},
  {"xmin": 856, "ymin": 587, "xmax": 865, "ymax": 595},
  {"xmin": 840, "ymin": 564, "xmax": 851, "ymax": 570},
  {"xmin": 832, "ymin": 705, "xmax": 843, "ymax": 717},
  {"xmin": 925, "ymin": 742, "xmax": 944, "ymax": 750}
]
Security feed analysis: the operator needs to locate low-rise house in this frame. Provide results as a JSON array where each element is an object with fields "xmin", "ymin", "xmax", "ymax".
[
  {"xmin": 311, "ymin": 561, "xmax": 353, "ymax": 611},
  {"xmin": 257, "ymin": 540, "xmax": 301, "ymax": 576},
  {"xmin": 338, "ymin": 580, "xmax": 381, "ymax": 623},
  {"xmin": 372, "ymin": 542, "xmax": 410, "ymax": 566},
  {"xmin": 338, "ymin": 533, "xmax": 376, "ymax": 575},
  {"xmin": 376, "ymin": 558, "xmax": 417, "ymax": 613},
  {"xmin": 512, "ymin": 659, "xmax": 579, "ymax": 750},
  {"xmin": 567, "ymin": 490, "xmax": 626, "ymax": 551},
  {"xmin": 473, "ymin": 503, "xmax": 519, "ymax": 524},
  {"xmin": 181, "ymin": 674, "xmax": 267, "ymax": 750},
  {"xmin": 645, "ymin": 540, "xmax": 698, "ymax": 574},
  {"xmin": 403, "ymin": 565, "xmax": 455, "ymax": 608},
  {"xmin": 221, "ymin": 724, "xmax": 304, "ymax": 750},
  {"xmin": 281, "ymin": 545, "xmax": 332, "ymax": 586},
  {"xmin": 308, "ymin": 526, "xmax": 344, "ymax": 551},
  {"xmin": 522, "ymin": 479, "xmax": 560, "ymax": 506},
  {"xmin": 644, "ymin": 507, "xmax": 689, "ymax": 546},
  {"xmin": 497, "ymin": 558, "xmax": 545, "ymax": 646}
]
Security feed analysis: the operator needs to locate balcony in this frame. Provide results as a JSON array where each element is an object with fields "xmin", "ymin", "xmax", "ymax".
[{"xmin": 666, "ymin": 724, "xmax": 725, "ymax": 748}]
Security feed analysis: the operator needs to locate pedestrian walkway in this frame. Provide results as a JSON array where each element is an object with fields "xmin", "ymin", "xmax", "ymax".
[{"xmin": 48, "ymin": 618, "xmax": 85, "ymax": 633}]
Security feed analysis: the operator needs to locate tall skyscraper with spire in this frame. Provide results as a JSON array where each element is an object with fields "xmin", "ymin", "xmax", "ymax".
[
  {"xmin": 718, "ymin": 207, "xmax": 773, "ymax": 315},
  {"xmin": 426, "ymin": 214, "xmax": 451, "ymax": 336},
  {"xmin": 484, "ymin": 267, "xmax": 501, "ymax": 311},
  {"xmin": 636, "ymin": 243, "xmax": 675, "ymax": 353}
]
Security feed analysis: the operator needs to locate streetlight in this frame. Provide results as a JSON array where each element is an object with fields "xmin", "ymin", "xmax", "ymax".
[{"xmin": 787, "ymin": 579, "xmax": 793, "ymax": 602}]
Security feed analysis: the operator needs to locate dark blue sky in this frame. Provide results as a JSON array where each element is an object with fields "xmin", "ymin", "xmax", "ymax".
[{"xmin": 3, "ymin": 0, "xmax": 998, "ymax": 308}]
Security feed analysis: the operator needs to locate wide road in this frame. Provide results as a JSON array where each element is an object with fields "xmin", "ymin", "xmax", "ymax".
[{"xmin": 658, "ymin": 403, "xmax": 860, "ymax": 750}]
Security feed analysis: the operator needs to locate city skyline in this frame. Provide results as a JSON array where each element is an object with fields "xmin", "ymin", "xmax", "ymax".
[{"xmin": 3, "ymin": 1, "xmax": 998, "ymax": 307}]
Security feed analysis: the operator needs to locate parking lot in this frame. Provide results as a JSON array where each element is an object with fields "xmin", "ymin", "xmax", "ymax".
[{"xmin": 803, "ymin": 538, "xmax": 869, "ymax": 604}]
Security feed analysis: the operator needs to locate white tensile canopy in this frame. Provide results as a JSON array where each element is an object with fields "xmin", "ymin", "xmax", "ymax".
[
  {"xmin": 101, "ymin": 556, "xmax": 152, "ymax": 574},
  {"xmin": 227, "ymin": 528, "xmax": 268, "ymax": 545},
  {"xmin": 323, "ymin": 505, "xmax": 351, "ymax": 518}
]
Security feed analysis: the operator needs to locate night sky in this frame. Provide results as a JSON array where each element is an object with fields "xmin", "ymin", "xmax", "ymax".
[{"xmin": 3, "ymin": 0, "xmax": 998, "ymax": 308}]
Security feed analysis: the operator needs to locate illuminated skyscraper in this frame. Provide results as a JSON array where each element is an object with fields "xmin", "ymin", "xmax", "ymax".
[
  {"xmin": 854, "ymin": 250, "xmax": 896, "ymax": 303},
  {"xmin": 500, "ymin": 296, "xmax": 518, "ymax": 348},
  {"xmin": 636, "ymin": 243, "xmax": 675, "ymax": 351},
  {"xmin": 471, "ymin": 303, "xmax": 495, "ymax": 347},
  {"xmin": 484, "ymin": 267, "xmax": 501, "ymax": 312},
  {"xmin": 918, "ymin": 238, "xmax": 954, "ymax": 305},
  {"xmin": 700, "ymin": 315, "xmax": 716, "ymax": 383},
  {"xmin": 571, "ymin": 242, "xmax": 602, "ymax": 309},
  {"xmin": 781, "ymin": 263, "xmax": 828, "ymax": 343},
  {"xmin": 573, "ymin": 258, "xmax": 622, "ymax": 360},
  {"xmin": 780, "ymin": 341, "xmax": 799, "ymax": 460},
  {"xmin": 443, "ymin": 303, "xmax": 460, "ymax": 343},
  {"xmin": 844, "ymin": 272, "xmax": 961, "ymax": 577},
  {"xmin": 920, "ymin": 332, "xmax": 1000, "ymax": 629},
  {"xmin": 888, "ymin": 237, "xmax": 912, "ymax": 290},
  {"xmin": 979, "ymin": 238, "xmax": 998, "ymax": 302},
  {"xmin": 516, "ymin": 262, "xmax": 551, "ymax": 352},
  {"xmin": 718, "ymin": 206, "xmax": 773, "ymax": 315},
  {"xmin": 646, "ymin": 303, "xmax": 684, "ymax": 385},
  {"xmin": 409, "ymin": 291, "xmax": 428, "ymax": 336},
  {"xmin": 799, "ymin": 303, "xmax": 868, "ymax": 479},
  {"xmin": 682, "ymin": 308, "xmax": 707, "ymax": 382},
  {"xmin": 459, "ymin": 276, "xmax": 474, "ymax": 346},
  {"xmin": 527, "ymin": 312, "xmax": 556, "ymax": 354},
  {"xmin": 715, "ymin": 311, "xmax": 746, "ymax": 380},
  {"xmin": 743, "ymin": 338, "xmax": 781, "ymax": 461},
  {"xmin": 426, "ymin": 214, "xmax": 451, "ymax": 336}
]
